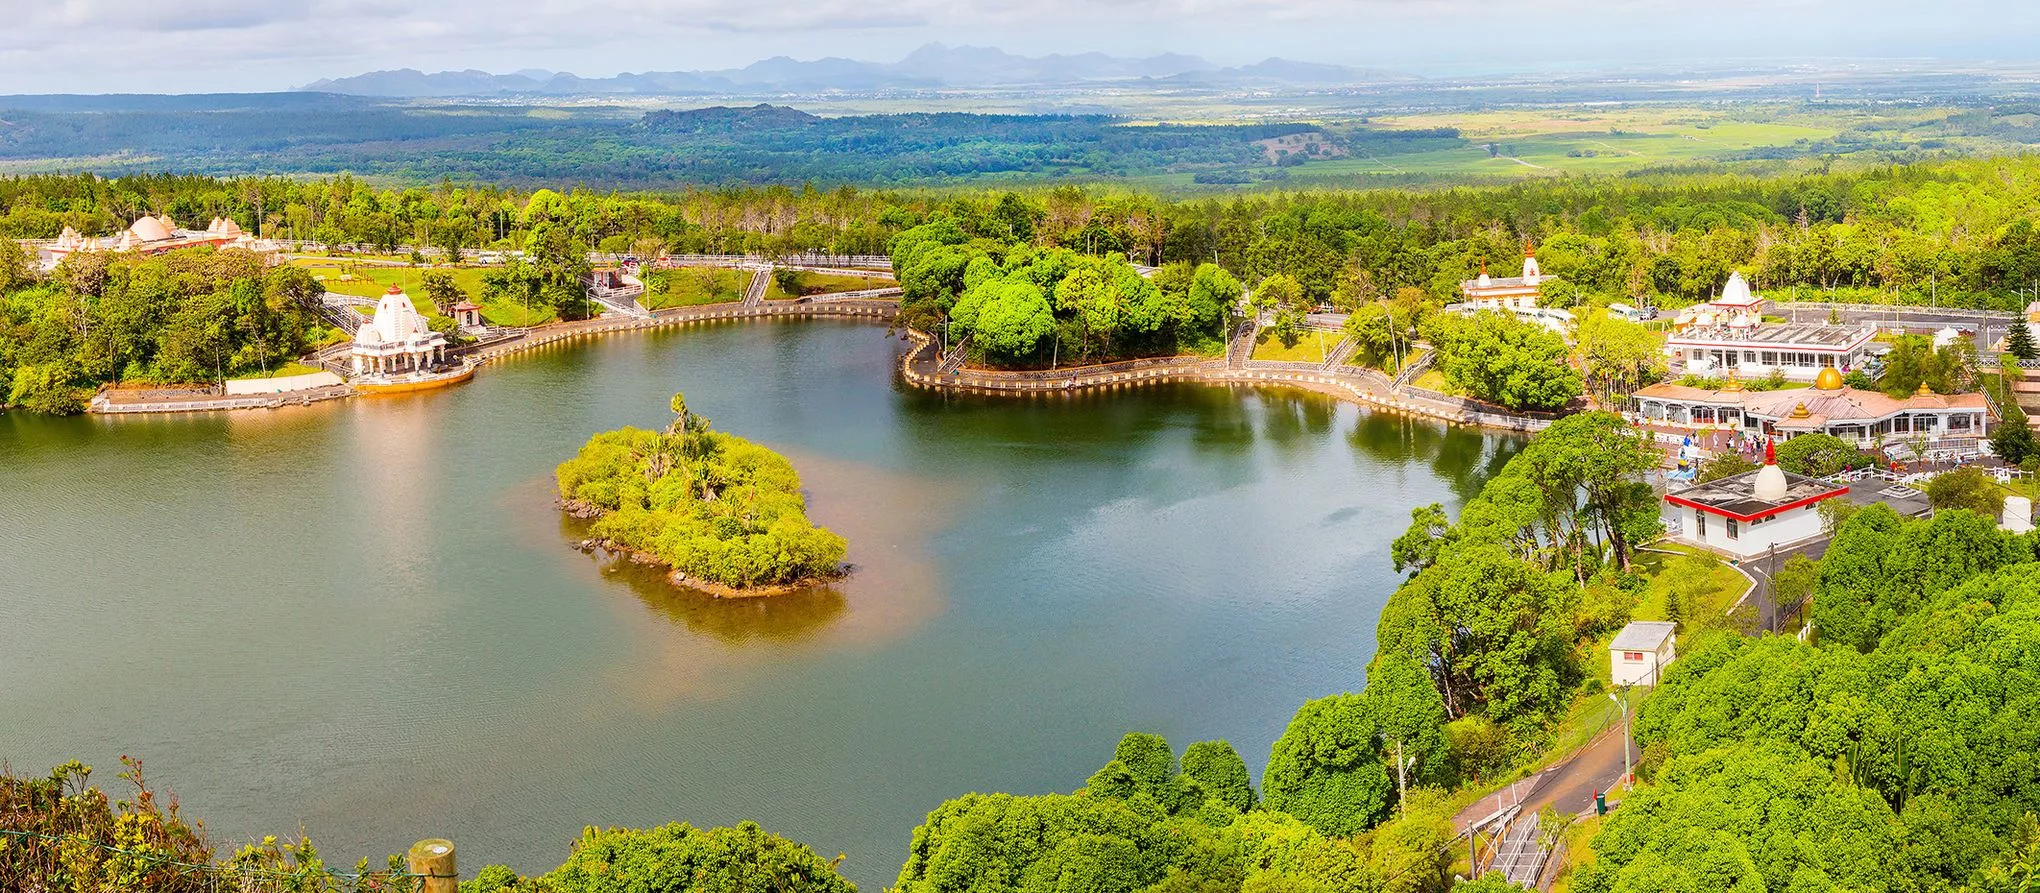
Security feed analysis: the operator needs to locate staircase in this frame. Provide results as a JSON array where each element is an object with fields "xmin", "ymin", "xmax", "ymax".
[
  {"xmin": 1393, "ymin": 347, "xmax": 1434, "ymax": 390},
  {"xmin": 1225, "ymin": 322, "xmax": 1257, "ymax": 370},
  {"xmin": 315, "ymin": 292, "xmax": 367, "ymax": 334},
  {"xmin": 938, "ymin": 335, "xmax": 972, "ymax": 376},
  {"xmin": 583, "ymin": 274, "xmax": 650, "ymax": 318},
  {"xmin": 1320, "ymin": 336, "xmax": 1358, "ymax": 371},
  {"xmin": 741, "ymin": 266, "xmax": 772, "ymax": 307}
]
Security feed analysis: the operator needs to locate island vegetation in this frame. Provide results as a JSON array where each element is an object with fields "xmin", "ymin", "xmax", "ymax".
[{"xmin": 555, "ymin": 393, "xmax": 848, "ymax": 593}]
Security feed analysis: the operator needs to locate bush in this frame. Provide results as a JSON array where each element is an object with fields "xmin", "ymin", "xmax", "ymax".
[
  {"xmin": 1925, "ymin": 466, "xmax": 2005, "ymax": 517},
  {"xmin": 1772, "ymin": 433, "xmax": 1872, "ymax": 476}
]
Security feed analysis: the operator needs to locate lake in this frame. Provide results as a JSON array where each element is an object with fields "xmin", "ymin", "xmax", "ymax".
[{"xmin": 0, "ymin": 318, "xmax": 1518, "ymax": 889}]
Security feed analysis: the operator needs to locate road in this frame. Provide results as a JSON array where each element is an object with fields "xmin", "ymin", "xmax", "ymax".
[
  {"xmin": 1454, "ymin": 725, "xmax": 1635, "ymax": 885},
  {"xmin": 1778, "ymin": 302, "xmax": 2016, "ymax": 353}
]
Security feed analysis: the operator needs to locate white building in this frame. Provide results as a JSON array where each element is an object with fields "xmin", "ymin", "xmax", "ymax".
[
  {"xmin": 1666, "ymin": 273, "xmax": 1876, "ymax": 381},
  {"xmin": 1449, "ymin": 246, "xmax": 1574, "ymax": 334},
  {"xmin": 351, "ymin": 287, "xmax": 448, "ymax": 379},
  {"xmin": 1610, "ymin": 621, "xmax": 1678, "ymax": 687},
  {"xmin": 1664, "ymin": 440, "xmax": 1848, "ymax": 558}
]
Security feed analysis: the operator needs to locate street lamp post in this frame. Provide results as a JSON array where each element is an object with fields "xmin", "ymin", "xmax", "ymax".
[{"xmin": 1608, "ymin": 687, "xmax": 1632, "ymax": 791}]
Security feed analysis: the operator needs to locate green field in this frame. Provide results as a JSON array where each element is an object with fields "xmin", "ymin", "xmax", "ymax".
[
  {"xmin": 1127, "ymin": 104, "xmax": 1991, "ymax": 190},
  {"xmin": 645, "ymin": 268, "xmax": 749, "ymax": 309},
  {"xmin": 764, "ymin": 271, "xmax": 897, "ymax": 301},
  {"xmin": 1250, "ymin": 330, "xmax": 1339, "ymax": 363},
  {"xmin": 294, "ymin": 261, "xmax": 554, "ymax": 327}
]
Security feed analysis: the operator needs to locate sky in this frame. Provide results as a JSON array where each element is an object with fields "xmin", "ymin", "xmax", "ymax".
[{"xmin": 2, "ymin": 0, "xmax": 2036, "ymax": 94}]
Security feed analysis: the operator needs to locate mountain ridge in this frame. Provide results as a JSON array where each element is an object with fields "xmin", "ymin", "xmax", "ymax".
[{"xmin": 295, "ymin": 44, "xmax": 1412, "ymax": 96}]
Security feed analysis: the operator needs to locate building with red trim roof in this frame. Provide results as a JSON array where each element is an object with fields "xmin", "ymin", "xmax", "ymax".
[{"xmin": 1663, "ymin": 439, "xmax": 1848, "ymax": 557}]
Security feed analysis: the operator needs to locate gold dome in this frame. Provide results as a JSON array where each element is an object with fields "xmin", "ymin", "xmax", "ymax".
[
  {"xmin": 1790, "ymin": 402, "xmax": 1811, "ymax": 419},
  {"xmin": 1814, "ymin": 367, "xmax": 1844, "ymax": 391},
  {"xmin": 1916, "ymin": 381, "xmax": 1934, "ymax": 396}
]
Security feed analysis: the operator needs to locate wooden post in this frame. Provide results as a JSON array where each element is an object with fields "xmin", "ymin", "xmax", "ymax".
[{"xmin": 408, "ymin": 839, "xmax": 457, "ymax": 893}]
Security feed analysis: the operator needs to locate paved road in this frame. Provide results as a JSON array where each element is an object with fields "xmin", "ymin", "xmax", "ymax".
[
  {"xmin": 1777, "ymin": 302, "xmax": 2016, "ymax": 353},
  {"xmin": 1454, "ymin": 725, "xmax": 1635, "ymax": 885}
]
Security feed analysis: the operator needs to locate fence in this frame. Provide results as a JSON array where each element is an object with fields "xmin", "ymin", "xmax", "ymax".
[{"xmin": 1779, "ymin": 300, "xmax": 2017, "ymax": 319}]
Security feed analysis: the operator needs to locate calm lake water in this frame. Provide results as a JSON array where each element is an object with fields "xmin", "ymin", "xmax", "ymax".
[{"xmin": 0, "ymin": 319, "xmax": 1518, "ymax": 889}]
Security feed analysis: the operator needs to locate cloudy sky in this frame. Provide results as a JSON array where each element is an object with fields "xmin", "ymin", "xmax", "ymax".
[{"xmin": 2, "ymin": 0, "xmax": 2033, "ymax": 94}]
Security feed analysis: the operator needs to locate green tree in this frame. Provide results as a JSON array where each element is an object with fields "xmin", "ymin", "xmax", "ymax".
[
  {"xmin": 1773, "ymin": 433, "xmax": 1871, "ymax": 476},
  {"xmin": 1180, "ymin": 741, "xmax": 1256, "ymax": 813},
  {"xmin": 1991, "ymin": 418, "xmax": 2039, "ymax": 465},
  {"xmin": 2009, "ymin": 320, "xmax": 2038, "ymax": 361},
  {"xmin": 1696, "ymin": 453, "xmax": 1758, "ymax": 482},
  {"xmin": 9, "ymin": 361, "xmax": 83, "ymax": 414},
  {"xmin": 418, "ymin": 270, "xmax": 464, "ymax": 314},
  {"xmin": 1925, "ymin": 466, "xmax": 2006, "ymax": 517},
  {"xmin": 1573, "ymin": 313, "xmax": 1664, "ymax": 402},
  {"xmin": 1262, "ymin": 693, "xmax": 1394, "ymax": 837},
  {"xmin": 1425, "ymin": 312, "xmax": 1581, "ymax": 412}
]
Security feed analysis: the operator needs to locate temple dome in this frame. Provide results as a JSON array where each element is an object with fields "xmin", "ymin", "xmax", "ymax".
[
  {"xmin": 364, "ymin": 287, "xmax": 433, "ymax": 342},
  {"xmin": 1716, "ymin": 271, "xmax": 1759, "ymax": 307},
  {"xmin": 1814, "ymin": 367, "xmax": 1844, "ymax": 391},
  {"xmin": 129, "ymin": 216, "xmax": 172, "ymax": 242}
]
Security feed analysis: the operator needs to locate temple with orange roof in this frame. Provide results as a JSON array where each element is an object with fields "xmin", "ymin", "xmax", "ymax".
[
  {"xmin": 1633, "ymin": 366, "xmax": 1990, "ymax": 450},
  {"xmin": 39, "ymin": 215, "xmax": 277, "ymax": 268}
]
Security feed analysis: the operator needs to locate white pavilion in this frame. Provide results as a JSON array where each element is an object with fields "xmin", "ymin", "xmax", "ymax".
[{"xmin": 351, "ymin": 286, "xmax": 449, "ymax": 378}]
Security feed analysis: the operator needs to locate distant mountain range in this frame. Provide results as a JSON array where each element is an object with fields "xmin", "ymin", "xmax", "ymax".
[{"xmin": 295, "ymin": 44, "xmax": 1413, "ymax": 97}]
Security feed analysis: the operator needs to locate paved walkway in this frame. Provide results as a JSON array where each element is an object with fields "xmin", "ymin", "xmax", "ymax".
[{"xmin": 1454, "ymin": 725, "xmax": 1634, "ymax": 887}]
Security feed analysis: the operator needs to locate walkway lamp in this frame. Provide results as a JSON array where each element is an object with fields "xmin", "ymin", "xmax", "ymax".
[{"xmin": 1608, "ymin": 686, "xmax": 1633, "ymax": 791}]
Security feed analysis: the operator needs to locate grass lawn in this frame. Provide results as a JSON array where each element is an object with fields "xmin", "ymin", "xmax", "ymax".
[
  {"xmin": 764, "ymin": 271, "xmax": 898, "ymax": 301},
  {"xmin": 645, "ymin": 269, "xmax": 748, "ymax": 310},
  {"xmin": 480, "ymin": 300, "xmax": 557, "ymax": 327},
  {"xmin": 1251, "ymin": 330, "xmax": 1339, "ymax": 363},
  {"xmin": 295, "ymin": 261, "xmax": 491, "ymax": 304},
  {"xmin": 229, "ymin": 362, "xmax": 325, "ymax": 380},
  {"xmin": 1633, "ymin": 546, "xmax": 1751, "ymax": 631},
  {"xmin": 1410, "ymin": 368, "xmax": 1452, "ymax": 392}
]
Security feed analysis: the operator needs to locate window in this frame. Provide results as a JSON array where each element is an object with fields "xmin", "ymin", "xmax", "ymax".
[
  {"xmin": 1727, "ymin": 518, "xmax": 1740, "ymax": 540},
  {"xmin": 1761, "ymin": 351, "xmax": 1778, "ymax": 365},
  {"xmin": 1623, "ymin": 651, "xmax": 1645, "ymax": 662},
  {"xmin": 1744, "ymin": 351, "xmax": 1758, "ymax": 365},
  {"xmin": 1694, "ymin": 510, "xmax": 1707, "ymax": 538},
  {"xmin": 1820, "ymin": 354, "xmax": 1837, "ymax": 368}
]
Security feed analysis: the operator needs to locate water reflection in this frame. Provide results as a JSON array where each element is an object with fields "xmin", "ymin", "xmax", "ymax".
[{"xmin": 560, "ymin": 516, "xmax": 850, "ymax": 646}]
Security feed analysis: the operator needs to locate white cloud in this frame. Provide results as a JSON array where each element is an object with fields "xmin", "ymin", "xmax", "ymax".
[{"xmin": 0, "ymin": 0, "xmax": 2029, "ymax": 93}]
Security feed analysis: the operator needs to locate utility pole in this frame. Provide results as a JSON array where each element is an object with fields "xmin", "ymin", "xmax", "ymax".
[
  {"xmin": 1394, "ymin": 739, "xmax": 1408, "ymax": 807},
  {"xmin": 1609, "ymin": 688, "xmax": 1633, "ymax": 791}
]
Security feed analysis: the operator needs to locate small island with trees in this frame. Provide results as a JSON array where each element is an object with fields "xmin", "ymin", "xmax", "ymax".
[{"xmin": 555, "ymin": 392, "xmax": 848, "ymax": 595}]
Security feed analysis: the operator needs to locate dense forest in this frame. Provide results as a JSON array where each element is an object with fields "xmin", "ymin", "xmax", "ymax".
[
  {"xmin": 11, "ymin": 153, "xmax": 2040, "ymax": 312},
  {"xmin": 0, "ymin": 98, "xmax": 1375, "ymax": 185},
  {"xmin": 16, "ymin": 154, "xmax": 2040, "ymax": 410}
]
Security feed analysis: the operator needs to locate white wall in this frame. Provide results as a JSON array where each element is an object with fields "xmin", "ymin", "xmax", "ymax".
[
  {"xmin": 1612, "ymin": 650, "xmax": 1660, "ymax": 687},
  {"xmin": 1684, "ymin": 504, "xmax": 1824, "ymax": 558},
  {"xmin": 224, "ymin": 371, "xmax": 343, "ymax": 395}
]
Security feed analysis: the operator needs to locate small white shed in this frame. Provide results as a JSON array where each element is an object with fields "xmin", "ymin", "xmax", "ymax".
[{"xmin": 1610, "ymin": 621, "xmax": 1678, "ymax": 687}]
